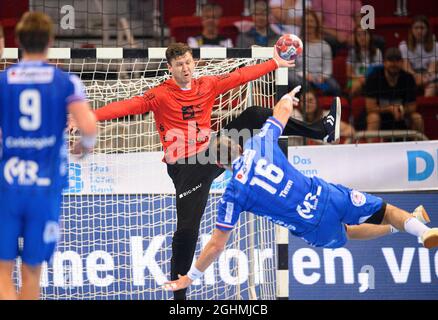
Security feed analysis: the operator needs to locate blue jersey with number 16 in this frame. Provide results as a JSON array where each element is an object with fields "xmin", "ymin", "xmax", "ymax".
[
  {"xmin": 216, "ymin": 116, "xmax": 331, "ymax": 237},
  {"xmin": 0, "ymin": 61, "xmax": 86, "ymax": 192}
]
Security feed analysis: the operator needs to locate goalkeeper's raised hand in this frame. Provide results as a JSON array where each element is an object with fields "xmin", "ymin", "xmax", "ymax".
[{"xmin": 273, "ymin": 46, "xmax": 296, "ymax": 68}]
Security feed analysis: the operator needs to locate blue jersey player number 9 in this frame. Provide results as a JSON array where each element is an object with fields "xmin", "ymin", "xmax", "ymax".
[{"xmin": 19, "ymin": 89, "xmax": 41, "ymax": 131}]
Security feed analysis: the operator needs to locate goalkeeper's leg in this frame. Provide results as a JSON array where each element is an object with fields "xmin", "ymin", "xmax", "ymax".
[
  {"xmin": 224, "ymin": 105, "xmax": 333, "ymax": 141},
  {"xmin": 167, "ymin": 162, "xmax": 224, "ymax": 300}
]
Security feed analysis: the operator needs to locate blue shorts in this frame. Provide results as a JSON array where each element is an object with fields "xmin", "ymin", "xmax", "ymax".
[
  {"xmin": 0, "ymin": 189, "xmax": 62, "ymax": 265},
  {"xmin": 300, "ymin": 183, "xmax": 383, "ymax": 248}
]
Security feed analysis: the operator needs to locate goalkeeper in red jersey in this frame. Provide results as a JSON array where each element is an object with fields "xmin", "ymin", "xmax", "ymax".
[{"xmin": 91, "ymin": 42, "xmax": 341, "ymax": 300}]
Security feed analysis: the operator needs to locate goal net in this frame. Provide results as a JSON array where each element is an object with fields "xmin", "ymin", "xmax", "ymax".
[{"xmin": 2, "ymin": 52, "xmax": 278, "ymax": 300}]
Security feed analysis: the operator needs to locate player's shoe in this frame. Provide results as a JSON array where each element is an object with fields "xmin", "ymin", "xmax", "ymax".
[
  {"xmin": 323, "ymin": 97, "xmax": 341, "ymax": 143},
  {"xmin": 421, "ymin": 228, "xmax": 438, "ymax": 249},
  {"xmin": 412, "ymin": 205, "xmax": 430, "ymax": 224}
]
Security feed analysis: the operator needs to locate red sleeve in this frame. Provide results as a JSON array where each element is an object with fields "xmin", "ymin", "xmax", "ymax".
[
  {"xmin": 213, "ymin": 59, "xmax": 278, "ymax": 95},
  {"xmin": 94, "ymin": 90, "xmax": 158, "ymax": 121}
]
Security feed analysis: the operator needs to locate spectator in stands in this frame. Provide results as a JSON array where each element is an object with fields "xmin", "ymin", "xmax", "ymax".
[
  {"xmin": 235, "ymin": 1, "xmax": 278, "ymax": 47},
  {"xmin": 187, "ymin": 3, "xmax": 233, "ymax": 48},
  {"xmin": 312, "ymin": 0, "xmax": 362, "ymax": 56},
  {"xmin": 0, "ymin": 25, "xmax": 4, "ymax": 58},
  {"xmin": 269, "ymin": 0, "xmax": 310, "ymax": 36},
  {"xmin": 399, "ymin": 15, "xmax": 438, "ymax": 97},
  {"xmin": 299, "ymin": 90, "xmax": 355, "ymax": 140},
  {"xmin": 289, "ymin": 10, "xmax": 341, "ymax": 96},
  {"xmin": 363, "ymin": 47, "xmax": 424, "ymax": 136},
  {"xmin": 347, "ymin": 27, "xmax": 383, "ymax": 96}
]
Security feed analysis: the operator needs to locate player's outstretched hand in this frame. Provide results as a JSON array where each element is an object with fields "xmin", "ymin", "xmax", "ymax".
[
  {"xmin": 163, "ymin": 275, "xmax": 192, "ymax": 292},
  {"xmin": 285, "ymin": 85, "xmax": 301, "ymax": 107},
  {"xmin": 273, "ymin": 47, "xmax": 296, "ymax": 68}
]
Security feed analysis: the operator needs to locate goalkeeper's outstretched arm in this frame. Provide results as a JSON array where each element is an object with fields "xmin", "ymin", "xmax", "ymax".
[{"xmin": 163, "ymin": 228, "xmax": 232, "ymax": 291}]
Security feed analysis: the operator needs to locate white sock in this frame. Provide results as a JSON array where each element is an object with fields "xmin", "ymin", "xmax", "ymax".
[
  {"xmin": 404, "ymin": 217, "xmax": 430, "ymax": 238},
  {"xmin": 390, "ymin": 225, "xmax": 399, "ymax": 234}
]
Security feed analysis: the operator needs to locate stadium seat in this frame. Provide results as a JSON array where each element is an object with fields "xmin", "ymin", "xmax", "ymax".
[
  {"xmin": 374, "ymin": 17, "xmax": 412, "ymax": 48},
  {"xmin": 168, "ymin": 16, "xmax": 202, "ymax": 43},
  {"xmin": 219, "ymin": 16, "xmax": 252, "ymax": 46},
  {"xmin": 366, "ymin": 0, "xmax": 438, "ymax": 18},
  {"xmin": 0, "ymin": 1, "xmax": 28, "ymax": 47},
  {"xmin": 163, "ymin": 0, "xmax": 196, "ymax": 27},
  {"xmin": 169, "ymin": 15, "xmax": 252, "ymax": 45},
  {"xmin": 351, "ymin": 96, "xmax": 366, "ymax": 127},
  {"xmin": 332, "ymin": 55, "xmax": 348, "ymax": 94},
  {"xmin": 416, "ymin": 96, "xmax": 438, "ymax": 140},
  {"xmin": 431, "ymin": 17, "xmax": 438, "ymax": 38},
  {"xmin": 210, "ymin": 0, "xmax": 245, "ymax": 17}
]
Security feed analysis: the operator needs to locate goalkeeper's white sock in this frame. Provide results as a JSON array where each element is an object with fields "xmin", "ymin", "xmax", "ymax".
[{"xmin": 404, "ymin": 217, "xmax": 430, "ymax": 238}]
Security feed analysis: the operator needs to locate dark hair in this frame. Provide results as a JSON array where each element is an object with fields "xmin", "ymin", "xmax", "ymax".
[
  {"xmin": 353, "ymin": 26, "xmax": 378, "ymax": 63},
  {"xmin": 301, "ymin": 9, "xmax": 322, "ymax": 40},
  {"xmin": 302, "ymin": 90, "xmax": 323, "ymax": 122},
  {"xmin": 384, "ymin": 47, "xmax": 402, "ymax": 61},
  {"xmin": 408, "ymin": 15, "xmax": 434, "ymax": 53},
  {"xmin": 165, "ymin": 42, "xmax": 193, "ymax": 64},
  {"xmin": 201, "ymin": 3, "xmax": 223, "ymax": 17},
  {"xmin": 0, "ymin": 25, "xmax": 4, "ymax": 38},
  {"xmin": 15, "ymin": 12, "xmax": 54, "ymax": 53},
  {"xmin": 213, "ymin": 135, "xmax": 240, "ymax": 167}
]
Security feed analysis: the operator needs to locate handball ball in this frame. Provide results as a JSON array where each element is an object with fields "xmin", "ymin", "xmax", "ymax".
[{"xmin": 275, "ymin": 34, "xmax": 303, "ymax": 61}]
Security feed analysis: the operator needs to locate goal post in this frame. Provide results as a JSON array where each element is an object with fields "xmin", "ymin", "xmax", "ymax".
[{"xmin": 2, "ymin": 47, "xmax": 290, "ymax": 300}]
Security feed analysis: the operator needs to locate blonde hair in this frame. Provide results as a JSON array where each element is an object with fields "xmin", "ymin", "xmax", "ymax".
[{"xmin": 15, "ymin": 11, "xmax": 54, "ymax": 53}]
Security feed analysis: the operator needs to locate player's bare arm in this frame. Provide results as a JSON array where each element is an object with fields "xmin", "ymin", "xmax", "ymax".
[
  {"xmin": 163, "ymin": 228, "xmax": 232, "ymax": 291},
  {"xmin": 273, "ymin": 85, "xmax": 301, "ymax": 128}
]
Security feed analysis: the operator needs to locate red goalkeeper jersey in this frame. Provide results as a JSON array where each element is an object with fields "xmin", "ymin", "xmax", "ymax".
[{"xmin": 94, "ymin": 59, "xmax": 278, "ymax": 163}]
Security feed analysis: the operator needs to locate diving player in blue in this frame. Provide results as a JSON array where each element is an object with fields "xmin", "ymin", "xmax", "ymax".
[
  {"xmin": 0, "ymin": 12, "xmax": 97, "ymax": 300},
  {"xmin": 164, "ymin": 85, "xmax": 438, "ymax": 292}
]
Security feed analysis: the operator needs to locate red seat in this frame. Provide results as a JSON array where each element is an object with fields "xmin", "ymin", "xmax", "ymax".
[
  {"xmin": 163, "ymin": 0, "xmax": 196, "ymax": 27},
  {"xmin": 374, "ymin": 16, "xmax": 412, "ymax": 48},
  {"xmin": 0, "ymin": 1, "xmax": 28, "ymax": 47},
  {"xmin": 416, "ymin": 96, "xmax": 438, "ymax": 140},
  {"xmin": 210, "ymin": 0, "xmax": 244, "ymax": 17},
  {"xmin": 332, "ymin": 55, "xmax": 348, "ymax": 93},
  {"xmin": 169, "ymin": 16, "xmax": 202, "ymax": 43},
  {"xmin": 219, "ymin": 16, "xmax": 252, "ymax": 46},
  {"xmin": 169, "ymin": 15, "xmax": 252, "ymax": 45},
  {"xmin": 431, "ymin": 17, "xmax": 438, "ymax": 38},
  {"xmin": 351, "ymin": 96, "xmax": 366, "ymax": 124}
]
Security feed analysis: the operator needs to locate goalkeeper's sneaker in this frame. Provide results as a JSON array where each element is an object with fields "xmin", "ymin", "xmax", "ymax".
[
  {"xmin": 421, "ymin": 228, "xmax": 438, "ymax": 249},
  {"xmin": 323, "ymin": 97, "xmax": 341, "ymax": 143},
  {"xmin": 412, "ymin": 205, "xmax": 431, "ymax": 224}
]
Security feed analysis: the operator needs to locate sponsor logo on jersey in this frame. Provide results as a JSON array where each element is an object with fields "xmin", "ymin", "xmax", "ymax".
[
  {"xmin": 235, "ymin": 149, "xmax": 256, "ymax": 185},
  {"xmin": 5, "ymin": 135, "xmax": 56, "ymax": 150},
  {"xmin": 350, "ymin": 190, "xmax": 366, "ymax": 207},
  {"xmin": 296, "ymin": 186, "xmax": 322, "ymax": 219},
  {"xmin": 3, "ymin": 157, "xmax": 51, "ymax": 186},
  {"xmin": 7, "ymin": 67, "xmax": 54, "ymax": 84}
]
